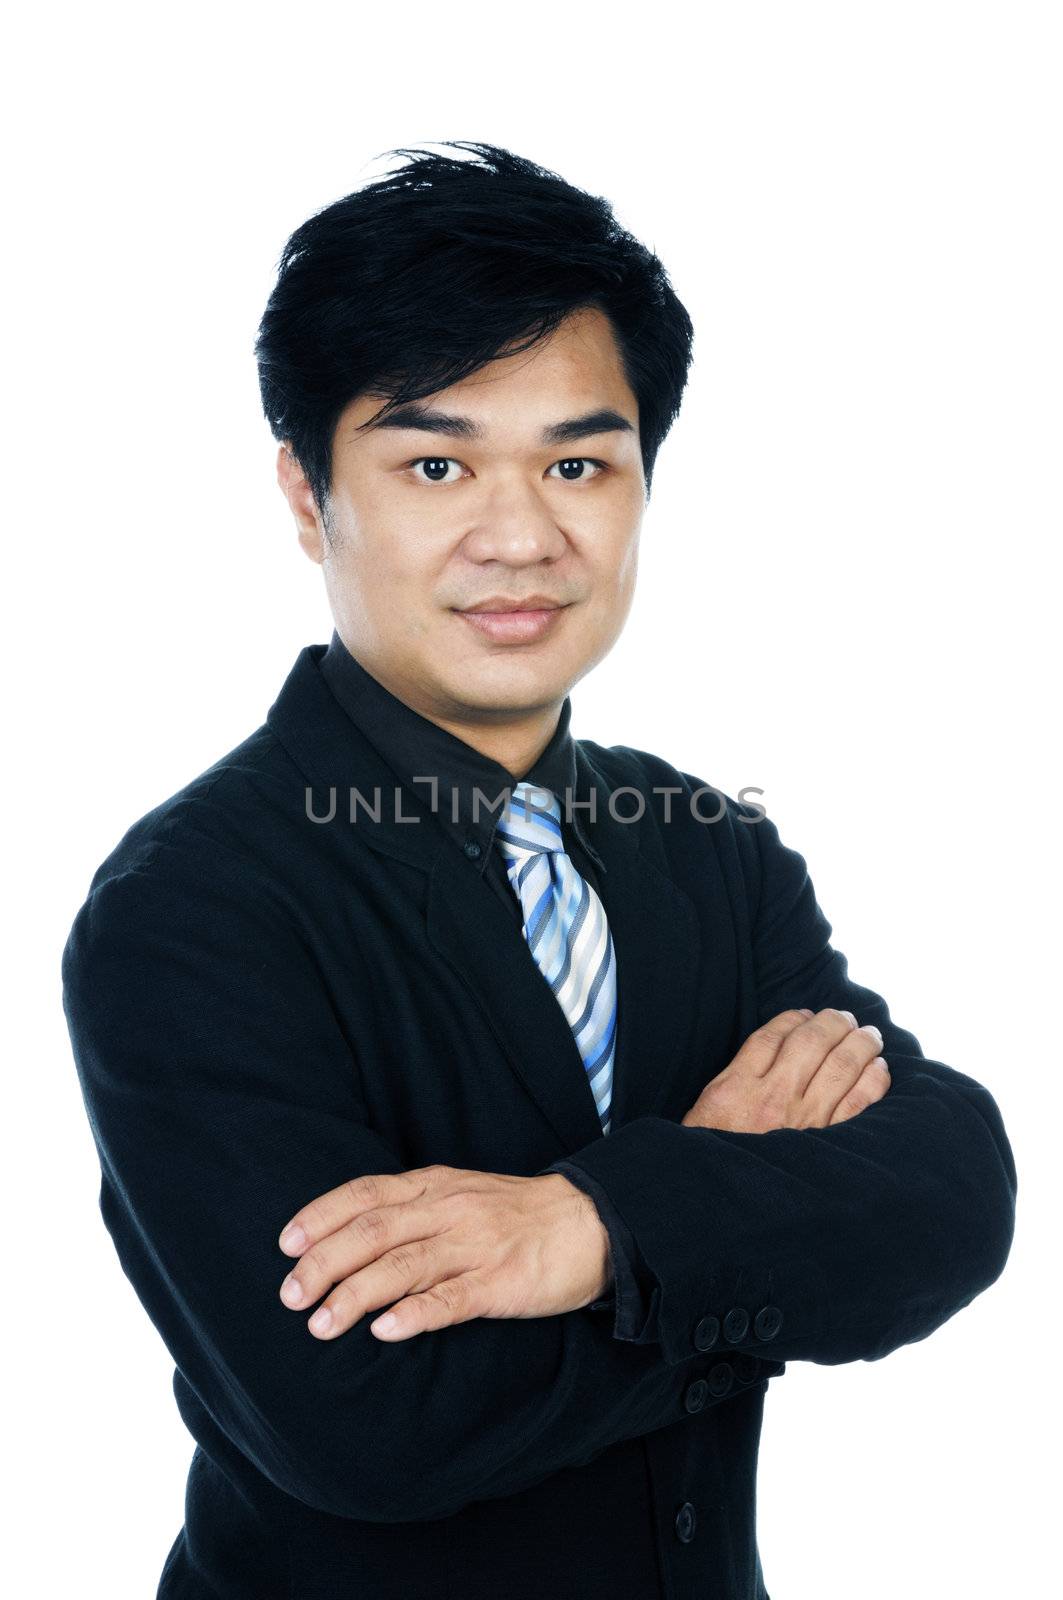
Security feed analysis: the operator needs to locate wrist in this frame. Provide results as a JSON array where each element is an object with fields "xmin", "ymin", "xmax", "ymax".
[
  {"xmin": 579, "ymin": 1191, "xmax": 614, "ymax": 1298},
  {"xmin": 540, "ymin": 1171, "xmax": 614, "ymax": 1301}
]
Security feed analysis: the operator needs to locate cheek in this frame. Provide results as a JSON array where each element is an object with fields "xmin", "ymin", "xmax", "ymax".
[
  {"xmin": 377, "ymin": 566, "xmax": 447, "ymax": 642},
  {"xmin": 595, "ymin": 526, "xmax": 641, "ymax": 600},
  {"xmin": 336, "ymin": 532, "xmax": 415, "ymax": 597}
]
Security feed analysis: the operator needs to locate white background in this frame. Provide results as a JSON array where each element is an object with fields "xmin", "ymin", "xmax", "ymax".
[{"xmin": 5, "ymin": 2, "xmax": 1059, "ymax": 1594}]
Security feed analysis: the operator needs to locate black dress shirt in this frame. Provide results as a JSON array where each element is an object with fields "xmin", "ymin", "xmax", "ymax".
[{"xmin": 319, "ymin": 628, "xmax": 658, "ymax": 1336}]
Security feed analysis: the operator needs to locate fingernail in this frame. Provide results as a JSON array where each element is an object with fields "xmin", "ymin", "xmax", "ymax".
[
  {"xmin": 371, "ymin": 1312, "xmax": 398, "ymax": 1336},
  {"xmin": 840, "ymin": 1011, "xmax": 858, "ymax": 1027},
  {"xmin": 863, "ymin": 1024, "xmax": 884, "ymax": 1046},
  {"xmin": 309, "ymin": 1306, "xmax": 333, "ymax": 1335},
  {"xmin": 874, "ymin": 1056, "xmax": 890, "ymax": 1072},
  {"xmin": 281, "ymin": 1274, "xmax": 304, "ymax": 1306},
  {"xmin": 799, "ymin": 1008, "xmax": 815, "ymax": 1018},
  {"xmin": 279, "ymin": 1224, "xmax": 307, "ymax": 1253}
]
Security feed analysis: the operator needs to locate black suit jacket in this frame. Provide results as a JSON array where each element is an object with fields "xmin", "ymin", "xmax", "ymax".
[
  {"xmin": 316, "ymin": 627, "xmax": 657, "ymax": 1336},
  {"xmin": 61, "ymin": 641, "xmax": 1017, "ymax": 1600}
]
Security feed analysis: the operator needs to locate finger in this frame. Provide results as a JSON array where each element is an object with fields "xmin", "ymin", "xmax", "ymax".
[
  {"xmin": 827, "ymin": 1056, "xmax": 891, "ymax": 1125},
  {"xmin": 369, "ymin": 1274, "xmax": 487, "ymax": 1342},
  {"xmin": 304, "ymin": 1238, "xmax": 463, "ymax": 1341},
  {"xmin": 278, "ymin": 1165, "xmax": 445, "ymax": 1255},
  {"xmin": 805, "ymin": 1021, "xmax": 885, "ymax": 1119},
  {"xmin": 280, "ymin": 1196, "xmax": 451, "ymax": 1310},
  {"xmin": 767, "ymin": 1008, "xmax": 863, "ymax": 1095},
  {"xmin": 728, "ymin": 1009, "xmax": 818, "ymax": 1078}
]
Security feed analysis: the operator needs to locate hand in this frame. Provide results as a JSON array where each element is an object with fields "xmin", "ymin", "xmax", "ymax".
[
  {"xmin": 681, "ymin": 1007, "xmax": 891, "ymax": 1132},
  {"xmin": 276, "ymin": 1167, "xmax": 613, "ymax": 1343}
]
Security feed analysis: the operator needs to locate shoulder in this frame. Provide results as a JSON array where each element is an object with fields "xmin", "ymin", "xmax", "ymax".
[
  {"xmin": 577, "ymin": 735, "xmax": 766, "ymax": 843},
  {"xmin": 79, "ymin": 723, "xmax": 307, "ymax": 887},
  {"xmin": 62, "ymin": 722, "xmax": 310, "ymax": 974},
  {"xmin": 579, "ymin": 738, "xmax": 816, "ymax": 936}
]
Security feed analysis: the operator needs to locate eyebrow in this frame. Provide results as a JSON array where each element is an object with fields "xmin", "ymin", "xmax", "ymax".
[{"xmin": 362, "ymin": 404, "xmax": 636, "ymax": 447}]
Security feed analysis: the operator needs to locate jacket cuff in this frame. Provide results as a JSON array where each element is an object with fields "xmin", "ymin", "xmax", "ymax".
[
  {"xmin": 541, "ymin": 1159, "xmax": 662, "ymax": 1343},
  {"xmin": 544, "ymin": 1116, "xmax": 817, "ymax": 1370}
]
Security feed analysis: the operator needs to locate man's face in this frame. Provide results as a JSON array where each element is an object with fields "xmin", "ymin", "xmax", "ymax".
[{"xmin": 279, "ymin": 305, "xmax": 646, "ymax": 726}]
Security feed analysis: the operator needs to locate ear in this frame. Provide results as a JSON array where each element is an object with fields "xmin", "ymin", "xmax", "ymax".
[{"xmin": 276, "ymin": 443, "xmax": 327, "ymax": 564}]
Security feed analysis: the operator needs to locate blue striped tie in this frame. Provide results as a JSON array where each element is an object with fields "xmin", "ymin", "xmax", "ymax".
[{"xmin": 496, "ymin": 780, "xmax": 617, "ymax": 1135}]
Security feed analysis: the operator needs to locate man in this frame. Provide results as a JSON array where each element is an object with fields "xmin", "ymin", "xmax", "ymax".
[{"xmin": 61, "ymin": 142, "xmax": 1016, "ymax": 1599}]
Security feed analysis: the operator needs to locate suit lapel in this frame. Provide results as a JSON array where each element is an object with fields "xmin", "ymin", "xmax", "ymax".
[
  {"xmin": 568, "ymin": 742, "xmax": 706, "ymax": 1131},
  {"xmin": 267, "ymin": 645, "xmax": 708, "ymax": 1155},
  {"xmin": 425, "ymin": 845, "xmax": 607, "ymax": 1149},
  {"xmin": 426, "ymin": 746, "xmax": 705, "ymax": 1151}
]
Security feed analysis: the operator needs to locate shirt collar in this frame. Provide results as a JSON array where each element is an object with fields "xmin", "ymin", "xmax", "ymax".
[{"xmin": 318, "ymin": 629, "xmax": 606, "ymax": 878}]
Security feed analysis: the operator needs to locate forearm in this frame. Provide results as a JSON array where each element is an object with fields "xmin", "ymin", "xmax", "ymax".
[{"xmin": 553, "ymin": 963, "xmax": 1016, "ymax": 1370}]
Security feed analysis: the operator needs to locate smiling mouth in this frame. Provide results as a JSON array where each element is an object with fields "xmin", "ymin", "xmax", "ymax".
[
  {"xmin": 453, "ymin": 603, "xmax": 571, "ymax": 643},
  {"xmin": 458, "ymin": 598, "xmax": 566, "ymax": 615}
]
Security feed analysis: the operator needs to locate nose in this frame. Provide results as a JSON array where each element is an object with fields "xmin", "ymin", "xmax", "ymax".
[{"xmin": 459, "ymin": 474, "xmax": 570, "ymax": 567}]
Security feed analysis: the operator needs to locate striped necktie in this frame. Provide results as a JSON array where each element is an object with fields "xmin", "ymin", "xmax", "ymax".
[{"xmin": 495, "ymin": 780, "xmax": 617, "ymax": 1134}]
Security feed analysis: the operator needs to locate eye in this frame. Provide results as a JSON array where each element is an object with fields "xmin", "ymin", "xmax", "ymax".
[
  {"xmin": 404, "ymin": 455, "xmax": 608, "ymax": 486},
  {"xmin": 546, "ymin": 458, "xmax": 606, "ymax": 482},
  {"xmin": 407, "ymin": 457, "xmax": 465, "ymax": 485}
]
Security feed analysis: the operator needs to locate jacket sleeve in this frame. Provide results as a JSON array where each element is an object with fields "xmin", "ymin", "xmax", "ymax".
[
  {"xmin": 61, "ymin": 836, "xmax": 777, "ymax": 1528},
  {"xmin": 552, "ymin": 805, "xmax": 1018, "ymax": 1370}
]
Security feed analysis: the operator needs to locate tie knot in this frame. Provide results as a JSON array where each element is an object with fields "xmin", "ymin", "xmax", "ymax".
[{"xmin": 496, "ymin": 781, "xmax": 564, "ymax": 858}]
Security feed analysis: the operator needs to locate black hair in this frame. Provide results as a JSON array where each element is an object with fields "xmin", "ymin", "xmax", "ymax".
[{"xmin": 254, "ymin": 140, "xmax": 695, "ymax": 522}]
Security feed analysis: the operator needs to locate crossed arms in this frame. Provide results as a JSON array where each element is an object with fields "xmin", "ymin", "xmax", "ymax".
[{"xmin": 61, "ymin": 809, "xmax": 1016, "ymax": 1521}]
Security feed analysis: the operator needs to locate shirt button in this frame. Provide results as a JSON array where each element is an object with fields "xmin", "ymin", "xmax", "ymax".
[{"xmin": 463, "ymin": 839, "xmax": 482, "ymax": 859}]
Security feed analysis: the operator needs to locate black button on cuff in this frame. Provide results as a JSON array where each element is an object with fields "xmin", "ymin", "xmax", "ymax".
[
  {"xmin": 675, "ymin": 1502, "xmax": 697, "ymax": 1543},
  {"xmin": 684, "ymin": 1378, "xmax": 708, "ymax": 1413},
  {"xmin": 735, "ymin": 1353, "xmax": 761, "ymax": 1384},
  {"xmin": 753, "ymin": 1305, "xmax": 783, "ymax": 1341},
  {"xmin": 707, "ymin": 1361, "xmax": 734, "ymax": 1399},
  {"xmin": 693, "ymin": 1314, "xmax": 719, "ymax": 1351},
  {"xmin": 723, "ymin": 1306, "xmax": 749, "ymax": 1343}
]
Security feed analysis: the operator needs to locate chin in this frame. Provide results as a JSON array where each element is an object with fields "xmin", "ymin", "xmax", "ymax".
[{"xmin": 446, "ymin": 661, "xmax": 569, "ymax": 713}]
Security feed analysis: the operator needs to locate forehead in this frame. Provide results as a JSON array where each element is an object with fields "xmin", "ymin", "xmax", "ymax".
[{"xmin": 340, "ymin": 306, "xmax": 635, "ymax": 437}]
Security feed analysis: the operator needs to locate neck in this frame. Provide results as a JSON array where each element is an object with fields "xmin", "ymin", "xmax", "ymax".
[
  {"xmin": 426, "ymin": 707, "xmax": 564, "ymax": 779},
  {"xmin": 331, "ymin": 629, "xmax": 566, "ymax": 778}
]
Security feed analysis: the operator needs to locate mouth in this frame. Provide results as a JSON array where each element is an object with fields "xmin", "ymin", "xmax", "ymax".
[
  {"xmin": 453, "ymin": 599, "xmax": 571, "ymax": 644},
  {"xmin": 458, "ymin": 596, "xmax": 565, "ymax": 615}
]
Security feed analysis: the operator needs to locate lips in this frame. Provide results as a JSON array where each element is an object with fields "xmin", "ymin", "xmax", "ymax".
[
  {"xmin": 460, "ymin": 597, "xmax": 564, "ymax": 614},
  {"xmin": 455, "ymin": 603, "xmax": 568, "ymax": 643}
]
